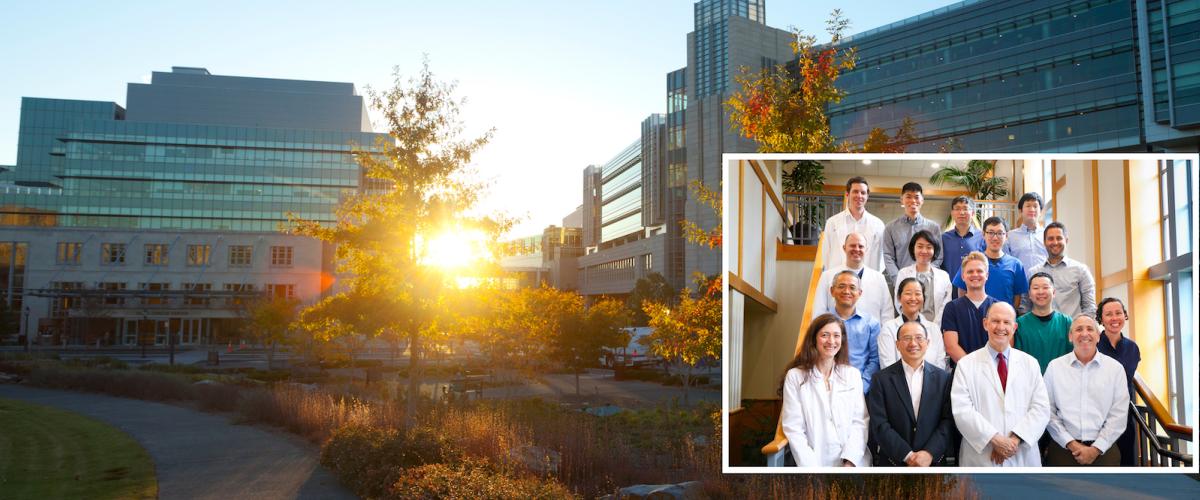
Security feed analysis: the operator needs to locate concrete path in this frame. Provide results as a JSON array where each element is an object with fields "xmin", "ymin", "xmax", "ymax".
[
  {"xmin": 969, "ymin": 473, "xmax": 1199, "ymax": 499},
  {"xmin": 0, "ymin": 385, "xmax": 355, "ymax": 500}
]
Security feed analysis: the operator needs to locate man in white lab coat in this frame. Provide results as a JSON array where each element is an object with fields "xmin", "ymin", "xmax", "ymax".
[{"xmin": 950, "ymin": 301, "xmax": 1050, "ymax": 466}]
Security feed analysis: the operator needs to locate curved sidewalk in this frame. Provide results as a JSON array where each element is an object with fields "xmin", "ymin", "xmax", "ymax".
[{"xmin": 0, "ymin": 385, "xmax": 355, "ymax": 500}]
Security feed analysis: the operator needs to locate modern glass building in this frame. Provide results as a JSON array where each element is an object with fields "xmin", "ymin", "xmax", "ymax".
[
  {"xmin": 827, "ymin": 0, "xmax": 1200, "ymax": 152},
  {"xmin": 0, "ymin": 67, "xmax": 386, "ymax": 346}
]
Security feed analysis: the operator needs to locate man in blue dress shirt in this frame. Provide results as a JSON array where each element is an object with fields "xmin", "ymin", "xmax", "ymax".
[
  {"xmin": 952, "ymin": 216, "xmax": 1027, "ymax": 310},
  {"xmin": 830, "ymin": 269, "xmax": 882, "ymax": 393},
  {"xmin": 941, "ymin": 196, "xmax": 984, "ymax": 288},
  {"xmin": 1004, "ymin": 192, "xmax": 1048, "ymax": 281}
]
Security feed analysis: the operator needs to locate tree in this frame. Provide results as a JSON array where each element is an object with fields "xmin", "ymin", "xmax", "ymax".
[
  {"xmin": 625, "ymin": 273, "xmax": 673, "ymax": 326},
  {"xmin": 289, "ymin": 59, "xmax": 503, "ymax": 429},
  {"xmin": 641, "ymin": 286, "xmax": 721, "ymax": 405},
  {"xmin": 726, "ymin": 10, "xmax": 858, "ymax": 153},
  {"xmin": 244, "ymin": 294, "xmax": 300, "ymax": 370},
  {"xmin": 860, "ymin": 116, "xmax": 918, "ymax": 153},
  {"xmin": 929, "ymin": 159, "xmax": 1009, "ymax": 200},
  {"xmin": 551, "ymin": 296, "xmax": 630, "ymax": 396}
]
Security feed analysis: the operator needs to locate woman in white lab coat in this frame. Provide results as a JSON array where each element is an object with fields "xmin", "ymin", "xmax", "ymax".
[
  {"xmin": 879, "ymin": 277, "xmax": 948, "ymax": 370},
  {"xmin": 779, "ymin": 313, "xmax": 871, "ymax": 467},
  {"xmin": 894, "ymin": 230, "xmax": 952, "ymax": 324}
]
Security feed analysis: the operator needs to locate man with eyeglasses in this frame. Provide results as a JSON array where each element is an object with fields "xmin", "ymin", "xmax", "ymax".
[
  {"xmin": 867, "ymin": 320, "xmax": 953, "ymax": 467},
  {"xmin": 952, "ymin": 216, "xmax": 1028, "ymax": 310},
  {"xmin": 940, "ymin": 196, "xmax": 984, "ymax": 286},
  {"xmin": 830, "ymin": 270, "xmax": 882, "ymax": 393},
  {"xmin": 882, "ymin": 182, "xmax": 943, "ymax": 289}
]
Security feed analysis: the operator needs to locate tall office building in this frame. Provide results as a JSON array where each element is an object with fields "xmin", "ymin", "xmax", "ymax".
[
  {"xmin": 682, "ymin": 0, "xmax": 793, "ymax": 284},
  {"xmin": 0, "ymin": 67, "xmax": 386, "ymax": 346},
  {"xmin": 826, "ymin": 0, "xmax": 1200, "ymax": 152}
]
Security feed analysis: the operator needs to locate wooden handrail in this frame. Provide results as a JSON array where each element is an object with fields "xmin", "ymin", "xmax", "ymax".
[
  {"xmin": 1135, "ymin": 373, "xmax": 1193, "ymax": 437},
  {"xmin": 795, "ymin": 231, "xmax": 826, "ymax": 354}
]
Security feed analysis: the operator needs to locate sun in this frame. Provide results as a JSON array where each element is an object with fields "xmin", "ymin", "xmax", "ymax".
[{"xmin": 423, "ymin": 230, "xmax": 488, "ymax": 271}]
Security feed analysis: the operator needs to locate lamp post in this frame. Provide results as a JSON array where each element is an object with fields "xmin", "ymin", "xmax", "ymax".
[
  {"xmin": 23, "ymin": 306, "xmax": 31, "ymax": 353},
  {"xmin": 167, "ymin": 319, "xmax": 175, "ymax": 365}
]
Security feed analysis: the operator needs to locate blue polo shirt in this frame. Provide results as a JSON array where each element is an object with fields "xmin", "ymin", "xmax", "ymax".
[
  {"xmin": 838, "ymin": 310, "xmax": 881, "ymax": 394},
  {"xmin": 941, "ymin": 295, "xmax": 1000, "ymax": 356},
  {"xmin": 952, "ymin": 253, "xmax": 1028, "ymax": 306},
  {"xmin": 1098, "ymin": 332, "xmax": 1141, "ymax": 398},
  {"xmin": 941, "ymin": 226, "xmax": 984, "ymax": 282}
]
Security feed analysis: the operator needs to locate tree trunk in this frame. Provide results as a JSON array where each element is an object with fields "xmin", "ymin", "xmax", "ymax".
[
  {"xmin": 575, "ymin": 367, "xmax": 581, "ymax": 396},
  {"xmin": 405, "ymin": 330, "xmax": 421, "ymax": 430},
  {"xmin": 682, "ymin": 363, "xmax": 693, "ymax": 406},
  {"xmin": 266, "ymin": 339, "xmax": 276, "ymax": 370}
]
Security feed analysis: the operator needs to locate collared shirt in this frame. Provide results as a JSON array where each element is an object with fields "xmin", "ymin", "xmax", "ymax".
[
  {"xmin": 941, "ymin": 295, "xmax": 1000, "ymax": 355},
  {"xmin": 1014, "ymin": 311, "xmax": 1073, "ymax": 374},
  {"xmin": 1004, "ymin": 224, "xmax": 1048, "ymax": 280},
  {"xmin": 882, "ymin": 214, "xmax": 943, "ymax": 285},
  {"xmin": 1097, "ymin": 332, "xmax": 1141, "ymax": 398},
  {"xmin": 878, "ymin": 315, "xmax": 947, "ymax": 371},
  {"xmin": 952, "ymin": 252, "xmax": 1028, "ymax": 306},
  {"xmin": 941, "ymin": 225, "xmax": 984, "ymax": 283},
  {"xmin": 986, "ymin": 343, "xmax": 1012, "ymax": 368},
  {"xmin": 1028, "ymin": 257, "xmax": 1097, "ymax": 320},
  {"xmin": 811, "ymin": 265, "xmax": 895, "ymax": 325},
  {"xmin": 822, "ymin": 209, "xmax": 887, "ymax": 273},
  {"xmin": 838, "ymin": 309, "xmax": 882, "ymax": 394},
  {"xmin": 1044, "ymin": 351, "xmax": 1129, "ymax": 453},
  {"xmin": 901, "ymin": 360, "xmax": 925, "ymax": 419}
]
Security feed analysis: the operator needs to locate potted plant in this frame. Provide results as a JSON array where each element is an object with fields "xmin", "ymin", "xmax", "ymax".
[
  {"xmin": 929, "ymin": 159, "xmax": 1009, "ymax": 227},
  {"xmin": 782, "ymin": 160, "xmax": 827, "ymax": 245}
]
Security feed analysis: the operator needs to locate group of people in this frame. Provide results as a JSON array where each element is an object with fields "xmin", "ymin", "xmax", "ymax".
[{"xmin": 780, "ymin": 176, "xmax": 1142, "ymax": 467}]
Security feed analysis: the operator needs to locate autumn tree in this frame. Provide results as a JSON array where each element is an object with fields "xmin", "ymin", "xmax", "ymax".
[
  {"xmin": 553, "ymin": 297, "xmax": 630, "ymax": 395},
  {"xmin": 860, "ymin": 116, "xmax": 918, "ymax": 153},
  {"xmin": 625, "ymin": 272, "xmax": 673, "ymax": 326},
  {"xmin": 289, "ymin": 59, "xmax": 504, "ymax": 429},
  {"xmin": 641, "ymin": 285, "xmax": 721, "ymax": 405},
  {"xmin": 726, "ymin": 10, "xmax": 857, "ymax": 153},
  {"xmin": 244, "ymin": 294, "xmax": 301, "ymax": 370}
]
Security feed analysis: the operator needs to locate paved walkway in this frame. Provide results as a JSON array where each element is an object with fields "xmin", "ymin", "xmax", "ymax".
[{"xmin": 0, "ymin": 385, "xmax": 355, "ymax": 500}]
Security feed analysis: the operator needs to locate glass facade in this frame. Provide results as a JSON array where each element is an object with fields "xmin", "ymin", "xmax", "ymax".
[
  {"xmin": 2, "ymin": 69, "xmax": 387, "ymax": 232},
  {"xmin": 599, "ymin": 140, "xmax": 643, "ymax": 243},
  {"xmin": 693, "ymin": 0, "xmax": 766, "ymax": 98},
  {"xmin": 828, "ymin": 0, "xmax": 1154, "ymax": 152},
  {"xmin": 1146, "ymin": 0, "xmax": 1200, "ymax": 127},
  {"xmin": 666, "ymin": 67, "xmax": 689, "ymax": 289},
  {"xmin": 641, "ymin": 114, "xmax": 666, "ymax": 227}
]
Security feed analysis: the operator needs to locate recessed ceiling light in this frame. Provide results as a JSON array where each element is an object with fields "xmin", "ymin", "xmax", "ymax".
[
  {"xmin": 931, "ymin": 162, "xmax": 940, "ymax": 169},
  {"xmin": 862, "ymin": 159, "xmax": 872, "ymax": 165}
]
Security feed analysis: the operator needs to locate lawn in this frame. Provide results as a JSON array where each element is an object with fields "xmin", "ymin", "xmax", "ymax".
[{"xmin": 0, "ymin": 398, "xmax": 156, "ymax": 499}]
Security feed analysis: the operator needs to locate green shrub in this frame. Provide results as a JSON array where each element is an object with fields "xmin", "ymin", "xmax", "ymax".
[
  {"xmin": 387, "ymin": 459, "xmax": 576, "ymax": 500},
  {"xmin": 320, "ymin": 425, "xmax": 456, "ymax": 498}
]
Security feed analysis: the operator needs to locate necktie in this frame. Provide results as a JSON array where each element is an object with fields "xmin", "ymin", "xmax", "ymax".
[{"xmin": 997, "ymin": 353, "xmax": 1008, "ymax": 392}]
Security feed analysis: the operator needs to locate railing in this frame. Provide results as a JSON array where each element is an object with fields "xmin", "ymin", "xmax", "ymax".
[
  {"xmin": 782, "ymin": 193, "xmax": 843, "ymax": 246},
  {"xmin": 974, "ymin": 200, "xmax": 1019, "ymax": 229},
  {"xmin": 1133, "ymin": 373, "xmax": 1193, "ymax": 467}
]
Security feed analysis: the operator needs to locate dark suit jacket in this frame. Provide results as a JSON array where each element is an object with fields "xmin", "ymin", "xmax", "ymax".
[{"xmin": 867, "ymin": 360, "xmax": 953, "ymax": 466}]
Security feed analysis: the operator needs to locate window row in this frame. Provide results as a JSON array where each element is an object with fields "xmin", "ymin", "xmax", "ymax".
[{"xmin": 57, "ymin": 242, "xmax": 294, "ymax": 267}]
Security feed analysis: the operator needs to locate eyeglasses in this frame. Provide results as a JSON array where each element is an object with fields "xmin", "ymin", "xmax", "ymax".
[
  {"xmin": 833, "ymin": 284, "xmax": 859, "ymax": 291},
  {"xmin": 985, "ymin": 231, "xmax": 1007, "ymax": 238},
  {"xmin": 898, "ymin": 336, "xmax": 928, "ymax": 344}
]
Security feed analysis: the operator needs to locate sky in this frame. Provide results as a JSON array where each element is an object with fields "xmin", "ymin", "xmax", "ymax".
[{"xmin": 0, "ymin": 0, "xmax": 958, "ymax": 237}]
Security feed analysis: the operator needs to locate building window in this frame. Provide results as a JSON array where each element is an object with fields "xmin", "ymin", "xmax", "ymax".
[
  {"xmin": 101, "ymin": 243, "xmax": 126, "ymax": 265},
  {"xmin": 139, "ymin": 282, "xmax": 169, "ymax": 305},
  {"xmin": 266, "ymin": 284, "xmax": 295, "ymax": 299},
  {"xmin": 182, "ymin": 282, "xmax": 212, "ymax": 306},
  {"xmin": 224, "ymin": 283, "xmax": 255, "ymax": 306},
  {"xmin": 56, "ymin": 242, "xmax": 82, "ymax": 265},
  {"xmin": 50, "ymin": 281, "xmax": 84, "ymax": 317},
  {"xmin": 187, "ymin": 245, "xmax": 211, "ymax": 267},
  {"xmin": 100, "ymin": 282, "xmax": 126, "ymax": 305},
  {"xmin": 270, "ymin": 246, "xmax": 293, "ymax": 267},
  {"xmin": 229, "ymin": 245, "xmax": 253, "ymax": 267},
  {"xmin": 1155, "ymin": 159, "xmax": 1194, "ymax": 431},
  {"xmin": 144, "ymin": 244, "xmax": 168, "ymax": 266}
]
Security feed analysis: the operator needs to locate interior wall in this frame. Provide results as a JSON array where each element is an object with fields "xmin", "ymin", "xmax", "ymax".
[
  {"xmin": 1053, "ymin": 160, "xmax": 1097, "ymax": 274},
  {"xmin": 741, "ymin": 259, "xmax": 811, "ymax": 400},
  {"xmin": 1098, "ymin": 160, "xmax": 1129, "ymax": 279}
]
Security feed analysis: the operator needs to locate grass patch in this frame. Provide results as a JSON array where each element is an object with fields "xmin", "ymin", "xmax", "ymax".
[{"xmin": 0, "ymin": 398, "xmax": 156, "ymax": 499}]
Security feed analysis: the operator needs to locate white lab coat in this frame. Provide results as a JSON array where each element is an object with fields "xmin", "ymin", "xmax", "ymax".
[
  {"xmin": 781, "ymin": 365, "xmax": 871, "ymax": 467},
  {"xmin": 950, "ymin": 346, "xmax": 1050, "ymax": 467},
  {"xmin": 894, "ymin": 265, "xmax": 953, "ymax": 325}
]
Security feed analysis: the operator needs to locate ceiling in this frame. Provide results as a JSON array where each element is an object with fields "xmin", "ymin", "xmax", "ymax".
[{"xmin": 821, "ymin": 159, "xmax": 970, "ymax": 178}]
